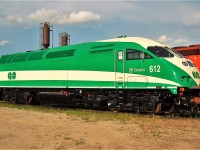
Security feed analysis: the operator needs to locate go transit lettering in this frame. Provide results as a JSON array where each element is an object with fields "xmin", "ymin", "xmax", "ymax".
[
  {"xmin": 8, "ymin": 72, "xmax": 16, "ymax": 80},
  {"xmin": 129, "ymin": 68, "xmax": 145, "ymax": 73},
  {"xmin": 192, "ymin": 71, "xmax": 200, "ymax": 79},
  {"xmin": 149, "ymin": 65, "xmax": 161, "ymax": 73}
]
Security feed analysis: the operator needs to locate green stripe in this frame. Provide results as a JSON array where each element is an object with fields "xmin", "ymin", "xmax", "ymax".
[{"xmin": 0, "ymin": 80, "xmax": 177, "ymax": 88}]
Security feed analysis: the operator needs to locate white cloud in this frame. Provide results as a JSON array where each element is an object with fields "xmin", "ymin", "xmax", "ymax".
[
  {"xmin": 4, "ymin": 8, "xmax": 101, "ymax": 26},
  {"xmin": 28, "ymin": 8, "xmax": 59, "ymax": 22},
  {"xmin": 0, "ymin": 40, "xmax": 9, "ymax": 46},
  {"xmin": 182, "ymin": 12, "xmax": 200, "ymax": 26},
  {"xmin": 157, "ymin": 35, "xmax": 188, "ymax": 46},
  {"xmin": 60, "ymin": 11, "xmax": 101, "ymax": 24},
  {"xmin": 28, "ymin": 8, "xmax": 101, "ymax": 25},
  {"xmin": 158, "ymin": 35, "xmax": 172, "ymax": 43},
  {"xmin": 5, "ymin": 15, "xmax": 24, "ymax": 24},
  {"xmin": 174, "ymin": 38, "xmax": 187, "ymax": 44}
]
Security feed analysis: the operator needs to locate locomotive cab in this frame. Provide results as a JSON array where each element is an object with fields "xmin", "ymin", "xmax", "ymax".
[
  {"xmin": 146, "ymin": 45, "xmax": 200, "ymax": 115},
  {"xmin": 113, "ymin": 37, "xmax": 200, "ymax": 115}
]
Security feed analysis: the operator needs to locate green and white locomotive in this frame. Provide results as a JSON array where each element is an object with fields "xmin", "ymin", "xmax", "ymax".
[{"xmin": 0, "ymin": 36, "xmax": 200, "ymax": 115}]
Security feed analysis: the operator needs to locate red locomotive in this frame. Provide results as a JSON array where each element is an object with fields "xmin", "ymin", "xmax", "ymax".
[{"xmin": 174, "ymin": 45, "xmax": 200, "ymax": 71}]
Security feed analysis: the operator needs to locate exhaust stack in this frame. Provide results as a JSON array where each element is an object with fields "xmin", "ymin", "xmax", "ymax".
[
  {"xmin": 40, "ymin": 22, "xmax": 53, "ymax": 49},
  {"xmin": 59, "ymin": 32, "xmax": 70, "ymax": 46}
]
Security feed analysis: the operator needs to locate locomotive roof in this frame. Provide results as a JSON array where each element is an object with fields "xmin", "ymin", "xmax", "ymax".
[
  {"xmin": 0, "ymin": 36, "xmax": 168, "ymax": 64},
  {"xmin": 97, "ymin": 36, "xmax": 167, "ymax": 49}
]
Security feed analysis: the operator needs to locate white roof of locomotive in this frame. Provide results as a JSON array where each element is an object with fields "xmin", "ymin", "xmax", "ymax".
[{"xmin": 97, "ymin": 37, "xmax": 167, "ymax": 49}]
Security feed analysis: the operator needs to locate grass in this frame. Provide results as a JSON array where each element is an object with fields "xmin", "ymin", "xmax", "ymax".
[
  {"xmin": 0, "ymin": 102, "xmax": 199, "ymax": 127},
  {"xmin": 0, "ymin": 102, "xmax": 147, "ymax": 122},
  {"xmin": 74, "ymin": 138, "xmax": 86, "ymax": 146}
]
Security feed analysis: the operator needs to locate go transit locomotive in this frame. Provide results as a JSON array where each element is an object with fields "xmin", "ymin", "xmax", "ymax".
[{"xmin": 0, "ymin": 36, "xmax": 200, "ymax": 116}]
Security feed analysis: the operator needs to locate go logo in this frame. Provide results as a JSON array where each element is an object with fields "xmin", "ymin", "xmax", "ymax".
[
  {"xmin": 8, "ymin": 72, "xmax": 16, "ymax": 80},
  {"xmin": 192, "ymin": 71, "xmax": 200, "ymax": 79}
]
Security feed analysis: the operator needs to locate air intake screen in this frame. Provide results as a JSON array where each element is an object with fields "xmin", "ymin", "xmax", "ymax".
[{"xmin": 46, "ymin": 49, "xmax": 75, "ymax": 59}]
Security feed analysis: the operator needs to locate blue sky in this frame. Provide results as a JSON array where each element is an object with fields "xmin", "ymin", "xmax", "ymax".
[{"xmin": 0, "ymin": 0, "xmax": 200, "ymax": 55}]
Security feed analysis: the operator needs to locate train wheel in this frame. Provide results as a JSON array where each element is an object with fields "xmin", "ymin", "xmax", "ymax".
[
  {"xmin": 147, "ymin": 103, "xmax": 162, "ymax": 115},
  {"xmin": 191, "ymin": 104, "xmax": 199, "ymax": 117},
  {"xmin": 2, "ymin": 94, "xmax": 9, "ymax": 101},
  {"xmin": 3, "ymin": 94, "xmax": 16, "ymax": 104},
  {"xmin": 107, "ymin": 99, "xmax": 119, "ymax": 111},
  {"xmin": 177, "ymin": 106, "xmax": 192, "ymax": 117},
  {"xmin": 26, "ymin": 96, "xmax": 33, "ymax": 105},
  {"xmin": 162, "ymin": 97, "xmax": 175, "ymax": 114},
  {"xmin": 155, "ymin": 103, "xmax": 162, "ymax": 114}
]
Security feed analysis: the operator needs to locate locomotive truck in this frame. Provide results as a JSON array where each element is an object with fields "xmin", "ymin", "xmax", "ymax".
[{"xmin": 0, "ymin": 36, "xmax": 200, "ymax": 116}]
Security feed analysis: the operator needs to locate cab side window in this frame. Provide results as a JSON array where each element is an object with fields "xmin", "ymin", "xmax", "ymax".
[
  {"xmin": 127, "ymin": 50, "xmax": 140, "ymax": 60},
  {"xmin": 126, "ymin": 49, "xmax": 152, "ymax": 60}
]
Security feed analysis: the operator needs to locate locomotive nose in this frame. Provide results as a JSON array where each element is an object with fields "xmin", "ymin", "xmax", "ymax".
[{"xmin": 192, "ymin": 70, "xmax": 200, "ymax": 86}]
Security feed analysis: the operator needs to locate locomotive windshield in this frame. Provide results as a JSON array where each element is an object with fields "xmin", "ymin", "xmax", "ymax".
[
  {"xmin": 165, "ymin": 47, "xmax": 184, "ymax": 58},
  {"xmin": 147, "ymin": 46, "xmax": 183, "ymax": 58}
]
